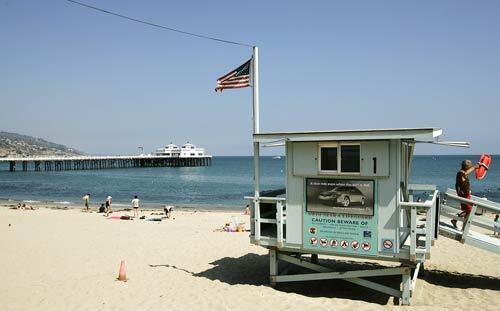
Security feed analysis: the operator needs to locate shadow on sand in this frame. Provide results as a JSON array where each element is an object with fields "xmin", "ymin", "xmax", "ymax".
[
  {"xmin": 420, "ymin": 269, "xmax": 500, "ymax": 290},
  {"xmin": 150, "ymin": 253, "xmax": 500, "ymax": 305}
]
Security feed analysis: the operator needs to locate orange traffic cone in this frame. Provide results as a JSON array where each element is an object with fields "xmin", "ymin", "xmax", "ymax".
[{"xmin": 117, "ymin": 260, "xmax": 128, "ymax": 282}]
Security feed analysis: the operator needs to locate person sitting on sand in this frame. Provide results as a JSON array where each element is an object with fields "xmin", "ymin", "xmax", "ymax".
[
  {"xmin": 243, "ymin": 204, "xmax": 250, "ymax": 215},
  {"xmin": 105, "ymin": 196, "xmax": 112, "ymax": 216},
  {"xmin": 21, "ymin": 203, "xmax": 36, "ymax": 210},
  {"xmin": 131, "ymin": 195, "xmax": 140, "ymax": 218},
  {"xmin": 452, "ymin": 160, "xmax": 479, "ymax": 230}
]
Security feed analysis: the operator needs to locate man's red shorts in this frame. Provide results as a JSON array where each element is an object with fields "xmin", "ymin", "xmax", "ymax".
[{"xmin": 459, "ymin": 192, "xmax": 472, "ymax": 215}]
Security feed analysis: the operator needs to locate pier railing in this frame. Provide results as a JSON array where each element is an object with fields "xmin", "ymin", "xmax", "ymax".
[{"xmin": 0, "ymin": 155, "xmax": 212, "ymax": 171}]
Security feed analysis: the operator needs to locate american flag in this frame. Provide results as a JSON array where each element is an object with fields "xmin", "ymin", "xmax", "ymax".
[{"xmin": 215, "ymin": 59, "xmax": 251, "ymax": 92}]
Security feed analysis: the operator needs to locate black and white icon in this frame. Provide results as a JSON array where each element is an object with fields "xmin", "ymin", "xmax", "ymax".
[
  {"xmin": 319, "ymin": 238, "xmax": 328, "ymax": 247},
  {"xmin": 351, "ymin": 240, "xmax": 360, "ymax": 250},
  {"xmin": 383, "ymin": 239, "xmax": 393, "ymax": 249},
  {"xmin": 340, "ymin": 240, "xmax": 348, "ymax": 249},
  {"xmin": 330, "ymin": 239, "xmax": 338, "ymax": 247},
  {"xmin": 361, "ymin": 242, "xmax": 371, "ymax": 251},
  {"xmin": 310, "ymin": 237, "xmax": 318, "ymax": 245}
]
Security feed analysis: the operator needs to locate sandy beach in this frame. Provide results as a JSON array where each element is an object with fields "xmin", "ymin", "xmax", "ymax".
[{"xmin": 0, "ymin": 204, "xmax": 498, "ymax": 311}]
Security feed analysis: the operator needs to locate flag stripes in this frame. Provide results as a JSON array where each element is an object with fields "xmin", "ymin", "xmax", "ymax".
[{"xmin": 215, "ymin": 59, "xmax": 251, "ymax": 92}]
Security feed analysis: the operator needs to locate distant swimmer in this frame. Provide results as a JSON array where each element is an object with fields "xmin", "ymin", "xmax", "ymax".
[
  {"xmin": 82, "ymin": 193, "xmax": 90, "ymax": 212},
  {"xmin": 452, "ymin": 160, "xmax": 479, "ymax": 230}
]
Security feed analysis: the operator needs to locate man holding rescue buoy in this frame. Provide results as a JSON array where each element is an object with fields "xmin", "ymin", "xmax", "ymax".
[{"xmin": 451, "ymin": 160, "xmax": 478, "ymax": 230}]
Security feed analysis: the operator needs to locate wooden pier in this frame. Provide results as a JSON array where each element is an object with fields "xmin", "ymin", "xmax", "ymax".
[{"xmin": 0, "ymin": 155, "xmax": 212, "ymax": 172}]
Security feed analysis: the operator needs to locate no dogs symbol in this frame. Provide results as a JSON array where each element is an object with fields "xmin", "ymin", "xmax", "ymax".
[
  {"xmin": 361, "ymin": 242, "xmax": 371, "ymax": 251},
  {"xmin": 340, "ymin": 240, "xmax": 348, "ymax": 249},
  {"xmin": 351, "ymin": 241, "xmax": 360, "ymax": 250}
]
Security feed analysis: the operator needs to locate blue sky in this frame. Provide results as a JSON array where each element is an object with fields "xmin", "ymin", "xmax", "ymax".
[{"xmin": 1, "ymin": 0, "xmax": 499, "ymax": 155}]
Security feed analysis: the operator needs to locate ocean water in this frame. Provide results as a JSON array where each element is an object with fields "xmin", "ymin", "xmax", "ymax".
[{"xmin": 0, "ymin": 156, "xmax": 498, "ymax": 209}]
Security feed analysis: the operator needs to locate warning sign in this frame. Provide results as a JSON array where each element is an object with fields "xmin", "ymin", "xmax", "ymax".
[
  {"xmin": 319, "ymin": 238, "xmax": 328, "ymax": 247},
  {"xmin": 340, "ymin": 240, "xmax": 349, "ymax": 249},
  {"xmin": 351, "ymin": 240, "xmax": 360, "ymax": 250},
  {"xmin": 382, "ymin": 239, "xmax": 394, "ymax": 252},
  {"xmin": 303, "ymin": 178, "xmax": 379, "ymax": 256}
]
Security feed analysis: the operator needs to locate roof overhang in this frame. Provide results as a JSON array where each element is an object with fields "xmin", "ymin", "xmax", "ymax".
[{"xmin": 254, "ymin": 127, "xmax": 442, "ymax": 143}]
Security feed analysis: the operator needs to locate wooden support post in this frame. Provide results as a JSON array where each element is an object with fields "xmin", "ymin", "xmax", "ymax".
[
  {"xmin": 10, "ymin": 161, "xmax": 16, "ymax": 172},
  {"xmin": 401, "ymin": 266, "xmax": 411, "ymax": 305},
  {"xmin": 461, "ymin": 204, "xmax": 478, "ymax": 243},
  {"xmin": 254, "ymin": 198, "xmax": 261, "ymax": 244},
  {"xmin": 276, "ymin": 200, "xmax": 284, "ymax": 248},
  {"xmin": 410, "ymin": 206, "xmax": 417, "ymax": 262},
  {"xmin": 269, "ymin": 249, "xmax": 278, "ymax": 286}
]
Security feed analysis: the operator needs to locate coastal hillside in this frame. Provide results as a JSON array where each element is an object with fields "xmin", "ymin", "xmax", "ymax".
[{"xmin": 0, "ymin": 132, "xmax": 84, "ymax": 157}]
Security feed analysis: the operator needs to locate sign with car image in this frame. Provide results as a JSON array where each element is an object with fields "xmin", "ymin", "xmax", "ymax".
[
  {"xmin": 303, "ymin": 178, "xmax": 378, "ymax": 256},
  {"xmin": 306, "ymin": 178, "xmax": 374, "ymax": 216}
]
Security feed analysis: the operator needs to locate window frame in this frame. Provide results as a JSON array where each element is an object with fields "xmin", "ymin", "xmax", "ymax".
[
  {"xmin": 318, "ymin": 142, "xmax": 339, "ymax": 174},
  {"xmin": 339, "ymin": 143, "xmax": 361, "ymax": 174},
  {"xmin": 318, "ymin": 142, "xmax": 361, "ymax": 175}
]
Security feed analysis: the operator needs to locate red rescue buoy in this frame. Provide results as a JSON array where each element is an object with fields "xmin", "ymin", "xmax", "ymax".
[{"xmin": 475, "ymin": 154, "xmax": 492, "ymax": 180}]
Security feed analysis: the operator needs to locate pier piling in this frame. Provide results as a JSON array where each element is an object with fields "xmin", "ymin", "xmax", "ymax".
[{"xmin": 1, "ymin": 155, "xmax": 212, "ymax": 172}]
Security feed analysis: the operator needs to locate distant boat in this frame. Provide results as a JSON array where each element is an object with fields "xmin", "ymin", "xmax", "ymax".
[
  {"xmin": 155, "ymin": 142, "xmax": 210, "ymax": 158},
  {"xmin": 273, "ymin": 156, "xmax": 282, "ymax": 159}
]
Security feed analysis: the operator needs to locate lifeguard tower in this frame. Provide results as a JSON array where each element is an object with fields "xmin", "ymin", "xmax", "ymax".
[{"xmin": 246, "ymin": 127, "xmax": 500, "ymax": 305}]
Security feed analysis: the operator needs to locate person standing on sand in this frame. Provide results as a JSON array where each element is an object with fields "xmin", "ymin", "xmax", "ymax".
[
  {"xmin": 164, "ymin": 205, "xmax": 173, "ymax": 219},
  {"xmin": 131, "ymin": 195, "xmax": 140, "ymax": 218},
  {"xmin": 105, "ymin": 196, "xmax": 112, "ymax": 216},
  {"xmin": 452, "ymin": 160, "xmax": 478, "ymax": 230},
  {"xmin": 494, "ymin": 215, "xmax": 500, "ymax": 237},
  {"xmin": 82, "ymin": 193, "xmax": 90, "ymax": 212}
]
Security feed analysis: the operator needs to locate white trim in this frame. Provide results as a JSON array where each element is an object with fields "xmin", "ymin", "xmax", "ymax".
[
  {"xmin": 432, "ymin": 129, "xmax": 443, "ymax": 137},
  {"xmin": 318, "ymin": 142, "xmax": 339, "ymax": 174},
  {"xmin": 253, "ymin": 127, "xmax": 442, "ymax": 143}
]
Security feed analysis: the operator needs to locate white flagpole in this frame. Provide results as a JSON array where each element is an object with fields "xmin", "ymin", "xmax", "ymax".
[
  {"xmin": 252, "ymin": 46, "xmax": 260, "ymax": 198},
  {"xmin": 252, "ymin": 46, "xmax": 260, "ymax": 135},
  {"xmin": 252, "ymin": 46, "xmax": 261, "ymax": 243}
]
